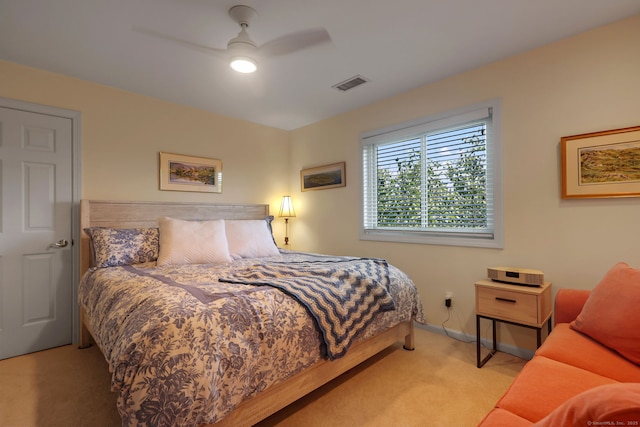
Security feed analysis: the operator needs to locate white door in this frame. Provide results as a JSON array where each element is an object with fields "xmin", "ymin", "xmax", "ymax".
[{"xmin": 0, "ymin": 106, "xmax": 73, "ymax": 360}]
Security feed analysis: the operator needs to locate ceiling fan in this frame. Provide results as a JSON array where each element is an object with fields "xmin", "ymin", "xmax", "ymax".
[{"xmin": 134, "ymin": 4, "xmax": 331, "ymax": 73}]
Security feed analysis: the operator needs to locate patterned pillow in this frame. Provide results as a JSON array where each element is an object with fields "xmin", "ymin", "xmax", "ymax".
[
  {"xmin": 264, "ymin": 215, "xmax": 276, "ymax": 244},
  {"xmin": 85, "ymin": 227, "xmax": 159, "ymax": 268}
]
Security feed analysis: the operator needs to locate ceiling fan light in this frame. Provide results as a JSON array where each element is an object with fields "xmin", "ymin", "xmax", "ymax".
[{"xmin": 230, "ymin": 56, "xmax": 257, "ymax": 73}]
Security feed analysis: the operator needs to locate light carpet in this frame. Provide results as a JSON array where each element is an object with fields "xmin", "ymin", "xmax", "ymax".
[{"xmin": 0, "ymin": 327, "xmax": 526, "ymax": 427}]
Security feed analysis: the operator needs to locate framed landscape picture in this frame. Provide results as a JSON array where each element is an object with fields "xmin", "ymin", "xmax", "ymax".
[
  {"xmin": 301, "ymin": 162, "xmax": 346, "ymax": 191},
  {"xmin": 561, "ymin": 126, "xmax": 640, "ymax": 199},
  {"xmin": 159, "ymin": 152, "xmax": 223, "ymax": 193}
]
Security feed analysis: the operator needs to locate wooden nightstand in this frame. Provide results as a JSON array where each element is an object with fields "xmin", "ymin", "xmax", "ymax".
[{"xmin": 475, "ymin": 279, "xmax": 552, "ymax": 368}]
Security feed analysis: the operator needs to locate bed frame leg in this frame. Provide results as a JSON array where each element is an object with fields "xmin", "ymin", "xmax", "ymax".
[
  {"xmin": 79, "ymin": 326, "xmax": 92, "ymax": 349},
  {"xmin": 78, "ymin": 308, "xmax": 93, "ymax": 349},
  {"xmin": 402, "ymin": 320, "xmax": 415, "ymax": 351}
]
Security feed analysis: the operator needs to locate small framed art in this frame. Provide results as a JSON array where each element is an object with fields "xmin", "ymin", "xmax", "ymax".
[
  {"xmin": 159, "ymin": 152, "xmax": 223, "ymax": 193},
  {"xmin": 301, "ymin": 162, "xmax": 346, "ymax": 191},
  {"xmin": 561, "ymin": 126, "xmax": 640, "ymax": 199}
]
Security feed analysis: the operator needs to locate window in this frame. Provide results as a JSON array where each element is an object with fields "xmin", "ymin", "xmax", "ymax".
[{"xmin": 361, "ymin": 99, "xmax": 503, "ymax": 248}]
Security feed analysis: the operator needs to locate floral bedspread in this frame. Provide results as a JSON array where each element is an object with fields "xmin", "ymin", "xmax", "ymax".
[{"xmin": 79, "ymin": 252, "xmax": 426, "ymax": 426}]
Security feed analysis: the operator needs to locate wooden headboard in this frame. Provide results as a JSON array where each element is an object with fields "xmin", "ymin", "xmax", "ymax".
[{"xmin": 79, "ymin": 199, "xmax": 270, "ymax": 275}]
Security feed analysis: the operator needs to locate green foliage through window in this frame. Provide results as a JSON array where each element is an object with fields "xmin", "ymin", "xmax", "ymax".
[{"xmin": 375, "ymin": 125, "xmax": 487, "ymax": 229}]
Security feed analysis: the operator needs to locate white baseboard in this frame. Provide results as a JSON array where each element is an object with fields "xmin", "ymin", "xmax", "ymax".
[{"xmin": 417, "ymin": 323, "xmax": 535, "ymax": 360}]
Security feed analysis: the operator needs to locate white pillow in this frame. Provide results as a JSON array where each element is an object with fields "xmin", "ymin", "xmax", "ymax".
[
  {"xmin": 156, "ymin": 217, "xmax": 232, "ymax": 266},
  {"xmin": 225, "ymin": 219, "xmax": 281, "ymax": 260}
]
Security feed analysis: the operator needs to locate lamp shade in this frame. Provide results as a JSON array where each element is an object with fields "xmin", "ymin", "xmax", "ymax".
[{"xmin": 279, "ymin": 196, "xmax": 296, "ymax": 218}]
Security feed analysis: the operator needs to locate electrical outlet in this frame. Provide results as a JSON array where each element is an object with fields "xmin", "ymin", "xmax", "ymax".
[{"xmin": 444, "ymin": 291, "xmax": 452, "ymax": 308}]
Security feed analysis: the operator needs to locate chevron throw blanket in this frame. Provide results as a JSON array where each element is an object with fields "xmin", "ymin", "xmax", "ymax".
[{"xmin": 219, "ymin": 257, "xmax": 396, "ymax": 360}]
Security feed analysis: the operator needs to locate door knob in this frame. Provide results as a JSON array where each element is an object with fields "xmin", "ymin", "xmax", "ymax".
[{"xmin": 49, "ymin": 239, "xmax": 69, "ymax": 248}]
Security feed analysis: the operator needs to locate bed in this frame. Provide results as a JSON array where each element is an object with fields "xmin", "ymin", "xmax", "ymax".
[{"xmin": 78, "ymin": 199, "xmax": 425, "ymax": 427}]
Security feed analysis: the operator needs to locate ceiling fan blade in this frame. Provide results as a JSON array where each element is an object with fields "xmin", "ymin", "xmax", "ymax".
[
  {"xmin": 259, "ymin": 28, "xmax": 331, "ymax": 57},
  {"xmin": 132, "ymin": 25, "xmax": 227, "ymax": 56}
]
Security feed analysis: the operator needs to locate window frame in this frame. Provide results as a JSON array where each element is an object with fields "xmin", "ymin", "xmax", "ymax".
[{"xmin": 360, "ymin": 99, "xmax": 503, "ymax": 249}]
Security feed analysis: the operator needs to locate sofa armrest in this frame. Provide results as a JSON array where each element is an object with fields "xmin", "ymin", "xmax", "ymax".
[{"xmin": 554, "ymin": 289, "xmax": 591, "ymax": 325}]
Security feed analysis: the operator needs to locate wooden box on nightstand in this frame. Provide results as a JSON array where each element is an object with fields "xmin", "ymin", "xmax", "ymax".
[{"xmin": 475, "ymin": 279, "xmax": 553, "ymax": 368}]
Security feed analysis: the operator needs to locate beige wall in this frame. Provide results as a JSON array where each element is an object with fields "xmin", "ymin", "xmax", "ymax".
[
  {"xmin": 0, "ymin": 60, "xmax": 291, "ymax": 242},
  {"xmin": 289, "ymin": 14, "xmax": 640, "ymax": 351},
  {"xmin": 2, "ymin": 14, "xmax": 639, "ymax": 353}
]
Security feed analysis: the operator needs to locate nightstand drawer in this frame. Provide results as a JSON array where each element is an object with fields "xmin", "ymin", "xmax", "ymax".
[{"xmin": 476, "ymin": 287, "xmax": 538, "ymax": 324}]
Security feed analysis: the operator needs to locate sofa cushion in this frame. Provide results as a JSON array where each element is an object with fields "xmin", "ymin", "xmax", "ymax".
[
  {"xmin": 553, "ymin": 288, "xmax": 590, "ymax": 325},
  {"xmin": 535, "ymin": 323, "xmax": 640, "ymax": 382},
  {"xmin": 478, "ymin": 408, "xmax": 533, "ymax": 427},
  {"xmin": 570, "ymin": 262, "xmax": 640, "ymax": 365},
  {"xmin": 495, "ymin": 356, "xmax": 616, "ymax": 423},
  {"xmin": 533, "ymin": 383, "xmax": 640, "ymax": 426}
]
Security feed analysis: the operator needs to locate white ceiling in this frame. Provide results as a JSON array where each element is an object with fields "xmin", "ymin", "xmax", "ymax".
[{"xmin": 2, "ymin": 1, "xmax": 640, "ymax": 131}]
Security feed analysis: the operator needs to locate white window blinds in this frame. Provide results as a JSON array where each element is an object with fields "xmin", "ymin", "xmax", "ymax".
[{"xmin": 361, "ymin": 100, "xmax": 503, "ymax": 248}]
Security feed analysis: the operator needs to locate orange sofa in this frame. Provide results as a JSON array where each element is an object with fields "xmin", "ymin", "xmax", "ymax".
[{"xmin": 478, "ymin": 262, "xmax": 640, "ymax": 426}]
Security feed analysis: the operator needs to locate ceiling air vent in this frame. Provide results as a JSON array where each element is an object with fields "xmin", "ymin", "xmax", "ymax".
[{"xmin": 332, "ymin": 75, "xmax": 369, "ymax": 92}]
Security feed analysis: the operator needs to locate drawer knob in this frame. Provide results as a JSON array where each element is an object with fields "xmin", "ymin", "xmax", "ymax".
[{"xmin": 495, "ymin": 297, "xmax": 517, "ymax": 303}]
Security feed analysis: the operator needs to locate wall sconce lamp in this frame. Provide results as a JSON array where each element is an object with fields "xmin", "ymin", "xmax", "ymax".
[{"xmin": 278, "ymin": 196, "xmax": 296, "ymax": 247}]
